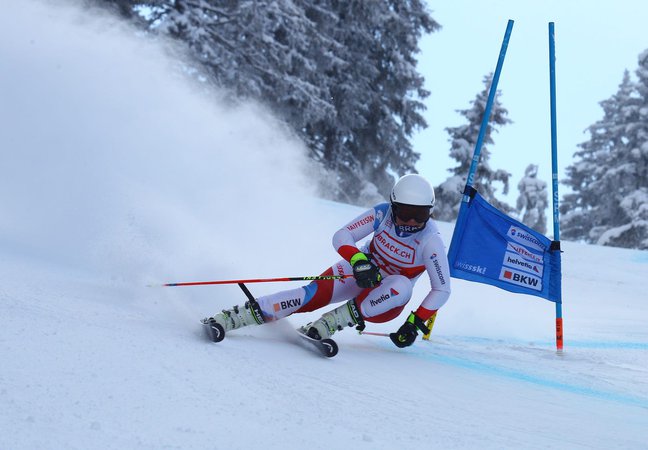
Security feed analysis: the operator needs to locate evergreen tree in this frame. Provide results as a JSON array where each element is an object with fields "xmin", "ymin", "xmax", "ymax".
[
  {"xmin": 320, "ymin": 1, "xmax": 438, "ymax": 201},
  {"xmin": 562, "ymin": 64, "xmax": 648, "ymax": 249},
  {"xmin": 516, "ymin": 164, "xmax": 547, "ymax": 234},
  {"xmin": 434, "ymin": 74, "xmax": 513, "ymax": 221},
  {"xmin": 147, "ymin": 1, "xmax": 337, "ymax": 128},
  {"xmin": 104, "ymin": 0, "xmax": 438, "ymax": 205}
]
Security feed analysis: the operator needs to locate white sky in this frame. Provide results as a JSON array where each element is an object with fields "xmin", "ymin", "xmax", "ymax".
[{"xmin": 413, "ymin": 0, "xmax": 648, "ymax": 203}]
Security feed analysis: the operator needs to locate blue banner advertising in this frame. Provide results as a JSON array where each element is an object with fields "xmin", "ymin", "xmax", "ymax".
[{"xmin": 448, "ymin": 191, "xmax": 561, "ymax": 303}]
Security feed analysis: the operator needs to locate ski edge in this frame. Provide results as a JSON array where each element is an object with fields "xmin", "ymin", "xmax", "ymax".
[{"xmin": 199, "ymin": 318, "xmax": 338, "ymax": 358}]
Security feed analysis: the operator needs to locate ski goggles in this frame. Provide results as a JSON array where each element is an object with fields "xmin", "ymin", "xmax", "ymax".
[{"xmin": 392, "ymin": 203, "xmax": 431, "ymax": 223}]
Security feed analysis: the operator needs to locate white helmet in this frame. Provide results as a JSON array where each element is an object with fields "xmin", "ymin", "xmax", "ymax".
[{"xmin": 390, "ymin": 174, "xmax": 435, "ymax": 208}]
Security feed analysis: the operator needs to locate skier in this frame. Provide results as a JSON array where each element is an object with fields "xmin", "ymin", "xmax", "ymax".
[{"xmin": 205, "ymin": 174, "xmax": 451, "ymax": 348}]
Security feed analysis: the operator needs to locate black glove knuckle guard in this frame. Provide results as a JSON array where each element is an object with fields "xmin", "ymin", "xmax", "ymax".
[
  {"xmin": 352, "ymin": 256, "xmax": 381, "ymax": 289},
  {"xmin": 389, "ymin": 320, "xmax": 418, "ymax": 348}
]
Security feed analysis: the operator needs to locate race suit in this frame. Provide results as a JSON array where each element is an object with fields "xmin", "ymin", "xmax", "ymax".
[{"xmin": 256, "ymin": 202, "xmax": 451, "ymax": 323}]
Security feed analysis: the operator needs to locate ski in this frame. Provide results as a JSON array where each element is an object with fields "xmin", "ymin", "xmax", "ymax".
[
  {"xmin": 201, "ymin": 317, "xmax": 338, "ymax": 358},
  {"xmin": 201, "ymin": 317, "xmax": 225, "ymax": 342},
  {"xmin": 296, "ymin": 330, "xmax": 338, "ymax": 358}
]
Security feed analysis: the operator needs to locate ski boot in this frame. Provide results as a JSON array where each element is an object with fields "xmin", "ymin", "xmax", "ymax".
[
  {"xmin": 301, "ymin": 299, "xmax": 365, "ymax": 340},
  {"xmin": 203, "ymin": 299, "xmax": 266, "ymax": 342}
]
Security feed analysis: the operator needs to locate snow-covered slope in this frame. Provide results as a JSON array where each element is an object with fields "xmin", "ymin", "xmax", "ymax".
[{"xmin": 1, "ymin": 3, "xmax": 647, "ymax": 449}]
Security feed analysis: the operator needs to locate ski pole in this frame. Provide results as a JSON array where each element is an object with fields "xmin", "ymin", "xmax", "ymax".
[
  {"xmin": 359, "ymin": 312, "xmax": 438, "ymax": 340},
  {"xmin": 358, "ymin": 331, "xmax": 390, "ymax": 337},
  {"xmin": 149, "ymin": 274, "xmax": 354, "ymax": 287}
]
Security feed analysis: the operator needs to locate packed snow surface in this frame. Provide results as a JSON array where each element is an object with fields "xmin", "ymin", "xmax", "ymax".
[{"xmin": 1, "ymin": 2, "xmax": 647, "ymax": 449}]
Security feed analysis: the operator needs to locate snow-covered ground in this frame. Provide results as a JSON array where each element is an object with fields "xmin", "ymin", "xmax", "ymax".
[{"xmin": 2, "ymin": 2, "xmax": 647, "ymax": 449}]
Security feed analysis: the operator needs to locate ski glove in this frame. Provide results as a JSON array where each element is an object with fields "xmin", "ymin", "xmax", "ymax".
[
  {"xmin": 390, "ymin": 312, "xmax": 431, "ymax": 348},
  {"xmin": 350, "ymin": 252, "xmax": 382, "ymax": 289}
]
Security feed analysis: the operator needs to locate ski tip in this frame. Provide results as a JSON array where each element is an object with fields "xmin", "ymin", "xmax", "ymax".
[
  {"xmin": 202, "ymin": 318, "xmax": 225, "ymax": 343},
  {"xmin": 320, "ymin": 338, "xmax": 338, "ymax": 357},
  {"xmin": 295, "ymin": 329, "xmax": 338, "ymax": 357}
]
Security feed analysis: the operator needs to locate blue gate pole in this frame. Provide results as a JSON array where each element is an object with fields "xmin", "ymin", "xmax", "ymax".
[
  {"xmin": 463, "ymin": 19, "xmax": 514, "ymax": 201},
  {"xmin": 448, "ymin": 20, "xmax": 514, "ymax": 267},
  {"xmin": 549, "ymin": 22, "xmax": 563, "ymax": 352},
  {"xmin": 549, "ymin": 22, "xmax": 560, "ymax": 242}
]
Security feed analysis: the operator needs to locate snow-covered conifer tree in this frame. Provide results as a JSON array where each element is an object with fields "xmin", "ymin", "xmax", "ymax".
[
  {"xmin": 321, "ymin": 1, "xmax": 438, "ymax": 201},
  {"xmin": 434, "ymin": 74, "xmax": 513, "ymax": 221},
  {"xmin": 516, "ymin": 164, "xmax": 548, "ymax": 234},
  {"xmin": 562, "ymin": 62, "xmax": 648, "ymax": 249},
  {"xmin": 112, "ymin": 0, "xmax": 437, "ymax": 205}
]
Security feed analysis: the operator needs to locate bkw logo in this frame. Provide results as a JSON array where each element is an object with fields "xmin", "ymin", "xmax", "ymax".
[
  {"xmin": 499, "ymin": 268, "xmax": 542, "ymax": 291},
  {"xmin": 273, "ymin": 298, "xmax": 302, "ymax": 311}
]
